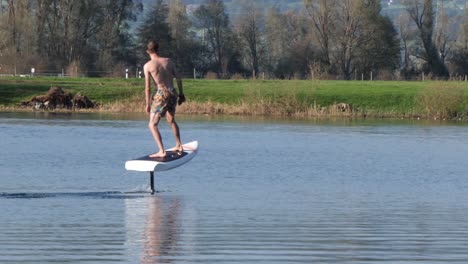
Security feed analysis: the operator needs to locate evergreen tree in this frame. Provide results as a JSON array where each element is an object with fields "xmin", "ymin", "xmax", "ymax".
[
  {"xmin": 356, "ymin": 0, "xmax": 400, "ymax": 78},
  {"xmin": 136, "ymin": 0, "xmax": 173, "ymax": 64}
]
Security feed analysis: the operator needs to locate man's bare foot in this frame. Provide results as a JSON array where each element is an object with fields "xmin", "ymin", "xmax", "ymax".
[
  {"xmin": 170, "ymin": 146, "xmax": 184, "ymax": 155},
  {"xmin": 149, "ymin": 151, "xmax": 166, "ymax": 158}
]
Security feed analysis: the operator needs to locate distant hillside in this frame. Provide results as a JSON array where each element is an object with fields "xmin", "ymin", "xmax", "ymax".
[
  {"xmin": 141, "ymin": 0, "xmax": 466, "ymax": 17},
  {"xmin": 138, "ymin": 0, "xmax": 466, "ymax": 32},
  {"xmin": 142, "ymin": 0, "xmax": 303, "ymax": 12},
  {"xmin": 382, "ymin": 0, "xmax": 467, "ymax": 21},
  {"xmin": 140, "ymin": 0, "xmax": 303, "ymax": 16}
]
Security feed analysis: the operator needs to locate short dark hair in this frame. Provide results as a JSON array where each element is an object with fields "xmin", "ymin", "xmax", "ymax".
[{"xmin": 147, "ymin": 40, "xmax": 159, "ymax": 54}]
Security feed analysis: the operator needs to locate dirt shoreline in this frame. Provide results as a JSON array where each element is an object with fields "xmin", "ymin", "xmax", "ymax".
[{"xmin": 1, "ymin": 102, "xmax": 465, "ymax": 121}]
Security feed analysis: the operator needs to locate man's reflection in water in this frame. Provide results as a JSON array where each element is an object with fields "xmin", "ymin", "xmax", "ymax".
[{"xmin": 141, "ymin": 196, "xmax": 181, "ymax": 264}]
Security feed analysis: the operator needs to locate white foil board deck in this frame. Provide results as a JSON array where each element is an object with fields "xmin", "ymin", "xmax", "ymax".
[{"xmin": 125, "ymin": 141, "xmax": 198, "ymax": 172}]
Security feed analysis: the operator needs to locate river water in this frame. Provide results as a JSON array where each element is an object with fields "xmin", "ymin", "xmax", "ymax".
[{"xmin": 0, "ymin": 112, "xmax": 467, "ymax": 263}]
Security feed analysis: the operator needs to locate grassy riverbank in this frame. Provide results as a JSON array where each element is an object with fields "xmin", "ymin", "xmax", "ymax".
[{"xmin": 1, "ymin": 77, "xmax": 467, "ymax": 119}]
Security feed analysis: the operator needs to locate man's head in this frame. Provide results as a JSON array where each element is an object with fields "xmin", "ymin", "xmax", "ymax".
[{"xmin": 146, "ymin": 40, "xmax": 159, "ymax": 55}]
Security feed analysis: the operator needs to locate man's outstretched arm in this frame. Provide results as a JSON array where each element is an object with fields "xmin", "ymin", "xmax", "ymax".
[{"xmin": 171, "ymin": 61, "xmax": 185, "ymax": 105}]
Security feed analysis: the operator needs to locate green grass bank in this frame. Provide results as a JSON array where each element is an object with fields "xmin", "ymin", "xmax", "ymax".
[{"xmin": 1, "ymin": 77, "xmax": 467, "ymax": 119}]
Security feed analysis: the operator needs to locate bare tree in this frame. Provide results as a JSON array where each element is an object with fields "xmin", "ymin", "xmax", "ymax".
[
  {"xmin": 403, "ymin": 0, "xmax": 449, "ymax": 77},
  {"xmin": 95, "ymin": 0, "xmax": 142, "ymax": 73},
  {"xmin": 168, "ymin": 0, "xmax": 194, "ymax": 72},
  {"xmin": 264, "ymin": 8, "xmax": 315, "ymax": 79},
  {"xmin": 168, "ymin": 0, "xmax": 191, "ymax": 50},
  {"xmin": 332, "ymin": 0, "xmax": 364, "ymax": 79},
  {"xmin": 462, "ymin": 8, "xmax": 468, "ymax": 51},
  {"xmin": 234, "ymin": 0, "xmax": 264, "ymax": 77},
  {"xmin": 194, "ymin": 0, "xmax": 233, "ymax": 77},
  {"xmin": 264, "ymin": 7, "xmax": 289, "ymax": 75},
  {"xmin": 456, "ymin": 5, "xmax": 468, "ymax": 51},
  {"xmin": 35, "ymin": 0, "xmax": 97, "ymax": 69},
  {"xmin": 398, "ymin": 13, "xmax": 415, "ymax": 72},
  {"xmin": 304, "ymin": 0, "xmax": 335, "ymax": 69},
  {"xmin": 0, "ymin": 0, "xmax": 7, "ymax": 13},
  {"xmin": 434, "ymin": 0, "xmax": 458, "ymax": 64},
  {"xmin": 33, "ymin": 0, "xmax": 141, "ymax": 74},
  {"xmin": 0, "ymin": 1, "xmax": 37, "ymax": 74}
]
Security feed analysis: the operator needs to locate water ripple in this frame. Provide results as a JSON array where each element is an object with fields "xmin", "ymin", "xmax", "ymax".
[{"xmin": 0, "ymin": 191, "xmax": 146, "ymax": 199}]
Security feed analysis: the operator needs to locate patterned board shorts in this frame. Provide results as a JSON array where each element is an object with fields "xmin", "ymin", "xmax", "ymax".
[{"xmin": 151, "ymin": 89, "xmax": 178, "ymax": 117}]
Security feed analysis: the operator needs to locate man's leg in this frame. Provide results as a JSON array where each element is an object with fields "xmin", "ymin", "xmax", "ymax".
[
  {"xmin": 166, "ymin": 111, "xmax": 183, "ymax": 152},
  {"xmin": 148, "ymin": 112, "xmax": 166, "ymax": 158}
]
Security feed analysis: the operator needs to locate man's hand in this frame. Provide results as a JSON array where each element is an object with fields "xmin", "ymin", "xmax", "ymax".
[
  {"xmin": 146, "ymin": 104, "xmax": 151, "ymax": 114},
  {"xmin": 178, "ymin": 93, "xmax": 186, "ymax": 105}
]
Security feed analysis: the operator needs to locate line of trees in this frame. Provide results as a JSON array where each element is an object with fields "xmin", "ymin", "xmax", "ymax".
[
  {"xmin": 0, "ymin": 0, "xmax": 142, "ymax": 76},
  {"xmin": 0, "ymin": 0, "xmax": 467, "ymax": 79}
]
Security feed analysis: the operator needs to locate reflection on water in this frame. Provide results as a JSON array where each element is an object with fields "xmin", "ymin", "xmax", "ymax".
[
  {"xmin": 141, "ymin": 196, "xmax": 181, "ymax": 264},
  {"xmin": 1, "ymin": 113, "xmax": 468, "ymax": 263},
  {"xmin": 125, "ymin": 195, "xmax": 184, "ymax": 264}
]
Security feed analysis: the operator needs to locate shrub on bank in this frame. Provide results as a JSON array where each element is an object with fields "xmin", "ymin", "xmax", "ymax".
[{"xmin": 417, "ymin": 82, "xmax": 465, "ymax": 119}]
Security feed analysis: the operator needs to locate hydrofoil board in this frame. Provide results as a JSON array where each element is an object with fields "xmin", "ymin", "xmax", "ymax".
[{"xmin": 125, "ymin": 141, "xmax": 198, "ymax": 172}]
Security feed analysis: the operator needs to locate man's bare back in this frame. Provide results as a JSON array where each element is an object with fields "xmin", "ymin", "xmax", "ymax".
[
  {"xmin": 144, "ymin": 40, "xmax": 185, "ymax": 158},
  {"xmin": 144, "ymin": 57, "xmax": 177, "ymax": 92}
]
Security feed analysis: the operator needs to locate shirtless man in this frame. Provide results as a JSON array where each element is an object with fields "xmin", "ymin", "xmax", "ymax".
[{"xmin": 144, "ymin": 40, "xmax": 186, "ymax": 158}]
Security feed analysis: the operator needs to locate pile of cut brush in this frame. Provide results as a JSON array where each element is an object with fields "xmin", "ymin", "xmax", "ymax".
[{"xmin": 21, "ymin": 86, "xmax": 96, "ymax": 110}]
